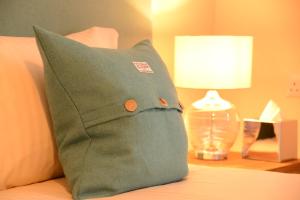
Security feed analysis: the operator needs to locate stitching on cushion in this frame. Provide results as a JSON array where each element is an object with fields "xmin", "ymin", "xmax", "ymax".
[
  {"xmin": 34, "ymin": 36, "xmax": 86, "ymax": 133},
  {"xmin": 81, "ymin": 97, "xmax": 183, "ymax": 128},
  {"xmin": 34, "ymin": 30, "xmax": 92, "ymax": 198},
  {"xmin": 84, "ymin": 107, "xmax": 181, "ymax": 129}
]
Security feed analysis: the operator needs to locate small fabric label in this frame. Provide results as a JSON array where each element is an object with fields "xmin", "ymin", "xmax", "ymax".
[{"xmin": 132, "ymin": 61, "xmax": 154, "ymax": 73}]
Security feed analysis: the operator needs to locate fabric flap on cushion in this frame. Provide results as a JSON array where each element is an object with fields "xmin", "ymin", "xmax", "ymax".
[
  {"xmin": 33, "ymin": 26, "xmax": 183, "ymax": 130},
  {"xmin": 81, "ymin": 96, "xmax": 183, "ymax": 128}
]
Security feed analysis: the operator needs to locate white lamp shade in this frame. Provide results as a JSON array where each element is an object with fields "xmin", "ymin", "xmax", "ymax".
[{"xmin": 174, "ymin": 36, "xmax": 253, "ymax": 89}]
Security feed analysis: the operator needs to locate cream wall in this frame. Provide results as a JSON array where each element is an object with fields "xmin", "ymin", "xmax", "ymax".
[
  {"xmin": 152, "ymin": 0, "xmax": 215, "ymax": 74},
  {"xmin": 152, "ymin": 0, "xmax": 300, "ymax": 156}
]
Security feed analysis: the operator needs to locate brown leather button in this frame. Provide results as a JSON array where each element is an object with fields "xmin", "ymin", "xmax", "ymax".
[
  {"xmin": 124, "ymin": 99, "xmax": 138, "ymax": 112},
  {"xmin": 159, "ymin": 98, "xmax": 168, "ymax": 107}
]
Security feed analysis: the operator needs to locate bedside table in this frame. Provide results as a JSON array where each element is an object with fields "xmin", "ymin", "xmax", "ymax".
[{"xmin": 188, "ymin": 152, "xmax": 300, "ymax": 174}]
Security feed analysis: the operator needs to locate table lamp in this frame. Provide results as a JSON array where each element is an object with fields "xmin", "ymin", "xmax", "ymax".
[{"xmin": 174, "ymin": 36, "xmax": 253, "ymax": 160}]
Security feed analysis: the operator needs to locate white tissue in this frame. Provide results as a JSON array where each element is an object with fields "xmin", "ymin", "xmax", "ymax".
[{"xmin": 259, "ymin": 100, "xmax": 282, "ymax": 122}]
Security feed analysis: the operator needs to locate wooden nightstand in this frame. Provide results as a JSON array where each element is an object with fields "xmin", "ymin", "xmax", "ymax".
[{"xmin": 188, "ymin": 152, "xmax": 300, "ymax": 174}]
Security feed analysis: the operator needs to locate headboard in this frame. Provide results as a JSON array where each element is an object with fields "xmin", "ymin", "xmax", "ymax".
[{"xmin": 0, "ymin": 0, "xmax": 152, "ymax": 48}]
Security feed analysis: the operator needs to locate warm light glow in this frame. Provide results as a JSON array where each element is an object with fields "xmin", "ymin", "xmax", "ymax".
[
  {"xmin": 192, "ymin": 90, "xmax": 232, "ymax": 111},
  {"xmin": 126, "ymin": 0, "xmax": 152, "ymax": 20},
  {"xmin": 174, "ymin": 36, "xmax": 253, "ymax": 89},
  {"xmin": 151, "ymin": 0, "xmax": 188, "ymax": 15}
]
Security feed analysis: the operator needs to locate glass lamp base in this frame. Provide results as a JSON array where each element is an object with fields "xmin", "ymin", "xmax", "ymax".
[
  {"xmin": 195, "ymin": 150, "xmax": 227, "ymax": 160},
  {"xmin": 186, "ymin": 90, "xmax": 240, "ymax": 161}
]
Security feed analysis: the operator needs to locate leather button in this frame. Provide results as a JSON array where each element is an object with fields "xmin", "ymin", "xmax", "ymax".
[
  {"xmin": 159, "ymin": 98, "xmax": 168, "ymax": 107},
  {"xmin": 124, "ymin": 99, "xmax": 138, "ymax": 112}
]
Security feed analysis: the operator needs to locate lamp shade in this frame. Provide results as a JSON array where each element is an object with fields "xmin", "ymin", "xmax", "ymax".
[{"xmin": 174, "ymin": 36, "xmax": 253, "ymax": 89}]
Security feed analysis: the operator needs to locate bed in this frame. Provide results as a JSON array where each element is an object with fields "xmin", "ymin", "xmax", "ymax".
[
  {"xmin": 0, "ymin": 165, "xmax": 299, "ymax": 200},
  {"xmin": 0, "ymin": 0, "xmax": 299, "ymax": 200}
]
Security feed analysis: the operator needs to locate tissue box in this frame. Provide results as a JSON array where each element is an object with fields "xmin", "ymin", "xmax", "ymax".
[{"xmin": 242, "ymin": 119, "xmax": 297, "ymax": 162}]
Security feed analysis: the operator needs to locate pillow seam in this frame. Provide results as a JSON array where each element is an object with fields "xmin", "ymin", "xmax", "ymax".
[
  {"xmin": 34, "ymin": 33, "xmax": 91, "ymax": 133},
  {"xmin": 34, "ymin": 31, "xmax": 92, "ymax": 197}
]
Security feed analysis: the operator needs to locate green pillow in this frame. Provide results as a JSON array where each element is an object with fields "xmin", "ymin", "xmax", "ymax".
[{"xmin": 33, "ymin": 26, "xmax": 188, "ymax": 200}]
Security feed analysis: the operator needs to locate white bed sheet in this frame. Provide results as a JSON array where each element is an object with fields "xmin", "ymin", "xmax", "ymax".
[{"xmin": 0, "ymin": 164, "xmax": 299, "ymax": 200}]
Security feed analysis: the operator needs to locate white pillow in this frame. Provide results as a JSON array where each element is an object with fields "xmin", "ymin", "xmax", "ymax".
[{"xmin": 0, "ymin": 27, "xmax": 118, "ymax": 190}]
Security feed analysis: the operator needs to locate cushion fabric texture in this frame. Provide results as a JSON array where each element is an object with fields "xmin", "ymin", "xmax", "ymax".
[
  {"xmin": 33, "ymin": 26, "xmax": 188, "ymax": 200},
  {"xmin": 0, "ymin": 27, "xmax": 118, "ymax": 190}
]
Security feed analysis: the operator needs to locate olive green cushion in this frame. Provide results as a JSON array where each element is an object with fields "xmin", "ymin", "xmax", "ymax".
[{"xmin": 33, "ymin": 26, "xmax": 188, "ymax": 200}]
